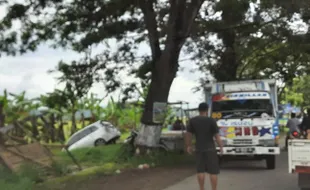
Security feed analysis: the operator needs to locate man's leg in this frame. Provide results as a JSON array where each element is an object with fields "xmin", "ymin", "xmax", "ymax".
[
  {"xmin": 209, "ymin": 174, "xmax": 218, "ymax": 190},
  {"xmin": 206, "ymin": 151, "xmax": 220, "ymax": 190},
  {"xmin": 197, "ymin": 173, "xmax": 205, "ymax": 190},
  {"xmin": 196, "ymin": 152, "xmax": 206, "ymax": 190}
]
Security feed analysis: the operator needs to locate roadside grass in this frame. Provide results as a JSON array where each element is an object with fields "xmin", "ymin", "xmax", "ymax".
[
  {"xmin": 38, "ymin": 143, "xmax": 193, "ymax": 189},
  {"xmin": 0, "ymin": 162, "xmax": 47, "ymax": 190},
  {"xmin": 1, "ymin": 142, "xmax": 193, "ymax": 190},
  {"xmin": 1, "ymin": 126, "xmax": 183, "ymax": 190}
]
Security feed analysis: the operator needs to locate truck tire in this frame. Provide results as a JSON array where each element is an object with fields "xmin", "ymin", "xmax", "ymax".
[
  {"xmin": 298, "ymin": 173, "xmax": 310, "ymax": 190},
  {"xmin": 266, "ymin": 155, "xmax": 275, "ymax": 170}
]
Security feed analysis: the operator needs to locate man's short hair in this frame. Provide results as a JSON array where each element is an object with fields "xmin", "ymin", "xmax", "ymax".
[
  {"xmin": 198, "ymin": 102, "xmax": 208, "ymax": 112},
  {"xmin": 291, "ymin": 112, "xmax": 296, "ymax": 118}
]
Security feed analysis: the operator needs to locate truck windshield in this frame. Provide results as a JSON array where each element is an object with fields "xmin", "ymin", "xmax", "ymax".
[{"xmin": 212, "ymin": 99, "xmax": 274, "ymax": 117}]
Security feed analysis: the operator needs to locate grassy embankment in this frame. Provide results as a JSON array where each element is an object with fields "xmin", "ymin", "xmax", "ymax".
[{"xmin": 1, "ymin": 126, "xmax": 188, "ymax": 190}]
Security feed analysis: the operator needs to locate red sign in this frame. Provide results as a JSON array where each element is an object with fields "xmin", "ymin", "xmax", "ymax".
[{"xmin": 219, "ymin": 126, "xmax": 259, "ymax": 136}]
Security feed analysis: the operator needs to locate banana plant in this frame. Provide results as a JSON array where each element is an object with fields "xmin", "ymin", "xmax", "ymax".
[
  {"xmin": 5, "ymin": 91, "xmax": 40, "ymax": 122},
  {"xmin": 40, "ymin": 89, "xmax": 69, "ymax": 142},
  {"xmin": 77, "ymin": 93, "xmax": 105, "ymax": 121},
  {"xmin": 0, "ymin": 90, "xmax": 8, "ymax": 127}
]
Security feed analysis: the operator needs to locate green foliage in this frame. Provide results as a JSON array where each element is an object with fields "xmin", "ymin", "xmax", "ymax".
[
  {"xmin": 102, "ymin": 98, "xmax": 142, "ymax": 132},
  {"xmin": 281, "ymin": 75, "xmax": 310, "ymax": 107},
  {"xmin": 17, "ymin": 163, "xmax": 45, "ymax": 183},
  {"xmin": 0, "ymin": 166, "xmax": 34, "ymax": 190},
  {"xmin": 50, "ymin": 161, "xmax": 71, "ymax": 177},
  {"xmin": 0, "ymin": 177, "xmax": 34, "ymax": 190},
  {"xmin": 186, "ymin": 1, "xmax": 310, "ymax": 84}
]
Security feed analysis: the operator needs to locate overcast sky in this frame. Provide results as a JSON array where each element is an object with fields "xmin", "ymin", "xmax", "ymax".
[
  {"xmin": 0, "ymin": 47, "xmax": 203, "ymax": 107},
  {"xmin": 0, "ymin": 37, "xmax": 203, "ymax": 109}
]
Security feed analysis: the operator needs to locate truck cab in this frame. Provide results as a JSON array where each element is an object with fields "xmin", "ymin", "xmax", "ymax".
[{"xmin": 205, "ymin": 79, "xmax": 280, "ymax": 169}]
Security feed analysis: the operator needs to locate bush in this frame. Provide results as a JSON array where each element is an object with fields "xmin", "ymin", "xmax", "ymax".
[
  {"xmin": 0, "ymin": 178, "xmax": 34, "ymax": 190},
  {"xmin": 17, "ymin": 163, "xmax": 45, "ymax": 183},
  {"xmin": 51, "ymin": 161, "xmax": 71, "ymax": 177}
]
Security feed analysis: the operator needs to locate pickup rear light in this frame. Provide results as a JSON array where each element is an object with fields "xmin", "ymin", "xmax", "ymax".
[
  {"xmin": 292, "ymin": 131, "xmax": 299, "ymax": 137},
  {"xmin": 295, "ymin": 166, "xmax": 310, "ymax": 173}
]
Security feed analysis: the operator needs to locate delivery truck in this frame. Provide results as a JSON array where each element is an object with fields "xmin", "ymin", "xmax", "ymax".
[{"xmin": 204, "ymin": 79, "xmax": 280, "ymax": 169}]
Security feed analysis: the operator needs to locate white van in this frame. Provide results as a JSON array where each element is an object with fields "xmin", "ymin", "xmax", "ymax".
[{"xmin": 64, "ymin": 120, "xmax": 121, "ymax": 151}]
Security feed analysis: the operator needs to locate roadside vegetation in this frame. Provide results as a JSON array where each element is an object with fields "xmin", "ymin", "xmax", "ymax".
[{"xmin": 0, "ymin": 142, "xmax": 194, "ymax": 190}]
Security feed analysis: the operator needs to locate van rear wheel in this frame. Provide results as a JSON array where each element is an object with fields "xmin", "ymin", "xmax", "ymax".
[{"xmin": 95, "ymin": 139, "xmax": 106, "ymax": 146}]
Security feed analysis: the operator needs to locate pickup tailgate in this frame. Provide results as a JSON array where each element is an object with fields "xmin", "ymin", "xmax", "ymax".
[{"xmin": 288, "ymin": 139, "xmax": 310, "ymax": 173}]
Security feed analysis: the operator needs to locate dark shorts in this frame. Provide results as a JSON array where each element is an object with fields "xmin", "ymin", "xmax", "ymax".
[{"xmin": 195, "ymin": 151, "xmax": 220, "ymax": 174}]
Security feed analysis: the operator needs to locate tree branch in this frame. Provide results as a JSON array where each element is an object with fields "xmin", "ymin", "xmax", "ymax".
[
  {"xmin": 139, "ymin": 0, "xmax": 161, "ymax": 61},
  {"xmin": 182, "ymin": 0, "xmax": 204, "ymax": 38}
]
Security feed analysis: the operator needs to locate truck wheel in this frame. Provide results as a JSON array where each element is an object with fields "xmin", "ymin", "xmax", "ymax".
[{"xmin": 266, "ymin": 155, "xmax": 275, "ymax": 170}]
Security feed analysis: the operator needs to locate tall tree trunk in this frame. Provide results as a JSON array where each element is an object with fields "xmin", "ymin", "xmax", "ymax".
[
  {"xmin": 136, "ymin": 0, "xmax": 204, "ymax": 147},
  {"xmin": 49, "ymin": 114, "xmax": 56, "ymax": 143},
  {"xmin": 81, "ymin": 112, "xmax": 85, "ymax": 128},
  {"xmin": 135, "ymin": 0, "xmax": 204, "ymax": 148},
  {"xmin": 57, "ymin": 114, "xmax": 65, "ymax": 143},
  {"xmin": 71, "ymin": 110, "xmax": 76, "ymax": 135},
  {"xmin": 0, "ymin": 102, "xmax": 5, "ymax": 146},
  {"xmin": 0, "ymin": 103, "xmax": 5, "ymax": 128},
  {"xmin": 211, "ymin": 1, "xmax": 250, "ymax": 81},
  {"xmin": 30, "ymin": 116, "xmax": 39, "ymax": 139},
  {"xmin": 39, "ymin": 115, "xmax": 51, "ymax": 143},
  {"xmin": 213, "ymin": 29, "xmax": 238, "ymax": 81},
  {"xmin": 136, "ymin": 48, "xmax": 180, "ymax": 147}
]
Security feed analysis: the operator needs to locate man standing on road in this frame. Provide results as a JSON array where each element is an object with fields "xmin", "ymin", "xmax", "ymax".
[{"xmin": 185, "ymin": 103, "xmax": 223, "ymax": 190}]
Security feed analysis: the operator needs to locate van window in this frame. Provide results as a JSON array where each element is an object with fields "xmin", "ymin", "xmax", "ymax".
[
  {"xmin": 67, "ymin": 127, "xmax": 97, "ymax": 146},
  {"xmin": 89, "ymin": 126, "xmax": 98, "ymax": 132},
  {"xmin": 67, "ymin": 133, "xmax": 81, "ymax": 146},
  {"xmin": 79, "ymin": 128, "xmax": 93, "ymax": 139}
]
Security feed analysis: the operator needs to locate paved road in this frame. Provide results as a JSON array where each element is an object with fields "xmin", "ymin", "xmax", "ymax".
[{"xmin": 163, "ymin": 152, "xmax": 299, "ymax": 190}]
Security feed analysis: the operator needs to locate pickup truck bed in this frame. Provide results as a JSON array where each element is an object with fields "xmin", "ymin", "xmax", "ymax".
[{"xmin": 288, "ymin": 139, "xmax": 310, "ymax": 189}]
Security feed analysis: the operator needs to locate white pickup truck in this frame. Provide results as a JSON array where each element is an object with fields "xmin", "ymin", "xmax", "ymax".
[
  {"xmin": 204, "ymin": 79, "xmax": 280, "ymax": 169},
  {"xmin": 288, "ymin": 139, "xmax": 310, "ymax": 190}
]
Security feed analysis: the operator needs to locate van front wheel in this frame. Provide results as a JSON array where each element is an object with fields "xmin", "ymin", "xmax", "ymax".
[{"xmin": 95, "ymin": 139, "xmax": 106, "ymax": 146}]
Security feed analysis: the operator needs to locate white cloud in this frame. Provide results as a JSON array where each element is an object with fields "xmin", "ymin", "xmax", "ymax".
[{"xmin": 169, "ymin": 76, "xmax": 203, "ymax": 108}]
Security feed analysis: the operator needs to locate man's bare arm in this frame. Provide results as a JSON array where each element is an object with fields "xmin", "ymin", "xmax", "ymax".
[
  {"xmin": 185, "ymin": 132, "xmax": 193, "ymax": 148},
  {"xmin": 215, "ymin": 133, "xmax": 223, "ymax": 149}
]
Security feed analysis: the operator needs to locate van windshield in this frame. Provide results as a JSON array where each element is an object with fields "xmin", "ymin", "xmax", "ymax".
[{"xmin": 212, "ymin": 99, "xmax": 274, "ymax": 117}]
